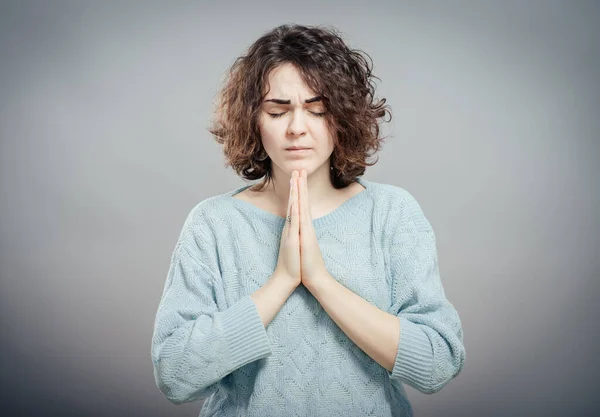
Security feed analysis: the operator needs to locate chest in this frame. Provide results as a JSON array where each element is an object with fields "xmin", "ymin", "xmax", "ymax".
[
  {"xmin": 233, "ymin": 183, "xmax": 363, "ymax": 220},
  {"xmin": 215, "ymin": 221, "xmax": 394, "ymax": 314}
]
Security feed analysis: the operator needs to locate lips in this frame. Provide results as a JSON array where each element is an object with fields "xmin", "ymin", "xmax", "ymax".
[{"xmin": 286, "ymin": 147, "xmax": 311, "ymax": 150}]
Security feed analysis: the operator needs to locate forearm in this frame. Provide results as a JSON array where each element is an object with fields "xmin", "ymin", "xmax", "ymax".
[
  {"xmin": 251, "ymin": 273, "xmax": 298, "ymax": 327},
  {"xmin": 306, "ymin": 275, "xmax": 400, "ymax": 372}
]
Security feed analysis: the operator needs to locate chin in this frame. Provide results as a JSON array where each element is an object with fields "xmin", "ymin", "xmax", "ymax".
[{"xmin": 285, "ymin": 163, "xmax": 310, "ymax": 173}]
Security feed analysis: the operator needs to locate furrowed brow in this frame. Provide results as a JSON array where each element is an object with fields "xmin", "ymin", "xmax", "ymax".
[{"xmin": 263, "ymin": 96, "xmax": 323, "ymax": 105}]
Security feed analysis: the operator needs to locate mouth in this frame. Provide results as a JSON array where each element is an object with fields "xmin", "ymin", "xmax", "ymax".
[{"xmin": 286, "ymin": 147, "xmax": 312, "ymax": 151}]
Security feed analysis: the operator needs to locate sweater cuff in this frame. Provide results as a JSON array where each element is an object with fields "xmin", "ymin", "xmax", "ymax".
[
  {"xmin": 221, "ymin": 295, "xmax": 272, "ymax": 369},
  {"xmin": 388, "ymin": 317, "xmax": 434, "ymax": 388}
]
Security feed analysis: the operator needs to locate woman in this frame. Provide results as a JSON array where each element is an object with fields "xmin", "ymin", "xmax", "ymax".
[{"xmin": 151, "ymin": 24, "xmax": 465, "ymax": 416}]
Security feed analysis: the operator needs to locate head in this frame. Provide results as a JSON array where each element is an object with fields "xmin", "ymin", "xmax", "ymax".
[{"xmin": 209, "ymin": 24, "xmax": 392, "ymax": 191}]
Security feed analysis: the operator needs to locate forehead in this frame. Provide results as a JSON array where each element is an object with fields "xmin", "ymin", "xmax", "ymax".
[{"xmin": 264, "ymin": 63, "xmax": 317, "ymax": 96}]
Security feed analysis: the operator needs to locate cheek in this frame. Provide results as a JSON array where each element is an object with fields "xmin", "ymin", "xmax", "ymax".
[
  {"xmin": 257, "ymin": 114, "xmax": 266, "ymax": 131},
  {"xmin": 259, "ymin": 119, "xmax": 285, "ymax": 141},
  {"xmin": 257, "ymin": 118, "xmax": 270, "ymax": 138},
  {"xmin": 258, "ymin": 125, "xmax": 278, "ymax": 151}
]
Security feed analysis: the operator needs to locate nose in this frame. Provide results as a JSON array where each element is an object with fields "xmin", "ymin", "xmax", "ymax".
[{"xmin": 287, "ymin": 109, "xmax": 307, "ymax": 137}]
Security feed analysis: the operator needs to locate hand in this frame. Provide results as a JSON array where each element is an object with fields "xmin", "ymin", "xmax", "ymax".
[
  {"xmin": 273, "ymin": 170, "xmax": 302, "ymax": 287},
  {"xmin": 297, "ymin": 169, "xmax": 331, "ymax": 291}
]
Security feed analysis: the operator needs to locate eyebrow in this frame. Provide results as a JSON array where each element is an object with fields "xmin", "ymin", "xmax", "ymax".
[{"xmin": 263, "ymin": 96, "xmax": 323, "ymax": 105}]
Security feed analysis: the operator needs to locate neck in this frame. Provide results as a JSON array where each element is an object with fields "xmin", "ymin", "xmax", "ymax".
[{"xmin": 267, "ymin": 163, "xmax": 335, "ymax": 212}]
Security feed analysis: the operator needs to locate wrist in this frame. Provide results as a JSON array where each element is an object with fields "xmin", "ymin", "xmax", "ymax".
[
  {"xmin": 304, "ymin": 273, "xmax": 335, "ymax": 298},
  {"xmin": 270, "ymin": 272, "xmax": 300, "ymax": 295}
]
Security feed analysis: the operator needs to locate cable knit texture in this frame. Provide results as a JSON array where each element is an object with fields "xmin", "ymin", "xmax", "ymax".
[{"xmin": 151, "ymin": 178, "xmax": 465, "ymax": 417}]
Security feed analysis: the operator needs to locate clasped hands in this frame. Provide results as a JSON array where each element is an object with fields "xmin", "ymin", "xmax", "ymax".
[{"xmin": 279, "ymin": 169, "xmax": 332, "ymax": 292}]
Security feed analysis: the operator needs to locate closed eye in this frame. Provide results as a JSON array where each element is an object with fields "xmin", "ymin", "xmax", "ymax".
[{"xmin": 268, "ymin": 111, "xmax": 326, "ymax": 119}]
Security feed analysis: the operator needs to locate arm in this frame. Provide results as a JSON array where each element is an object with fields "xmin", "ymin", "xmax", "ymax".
[
  {"xmin": 306, "ymin": 222, "xmax": 465, "ymax": 394},
  {"xmin": 151, "ymin": 242, "xmax": 272, "ymax": 404},
  {"xmin": 388, "ymin": 228, "xmax": 465, "ymax": 393},
  {"xmin": 251, "ymin": 273, "xmax": 298, "ymax": 327},
  {"xmin": 305, "ymin": 276, "xmax": 400, "ymax": 373}
]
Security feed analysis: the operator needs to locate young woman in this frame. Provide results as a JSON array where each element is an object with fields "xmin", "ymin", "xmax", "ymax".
[{"xmin": 151, "ymin": 23, "xmax": 465, "ymax": 417}]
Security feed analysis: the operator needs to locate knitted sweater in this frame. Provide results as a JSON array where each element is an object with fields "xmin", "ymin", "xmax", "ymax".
[{"xmin": 151, "ymin": 178, "xmax": 465, "ymax": 417}]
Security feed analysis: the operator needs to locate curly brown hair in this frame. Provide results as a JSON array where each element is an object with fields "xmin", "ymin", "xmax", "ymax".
[{"xmin": 208, "ymin": 23, "xmax": 392, "ymax": 190}]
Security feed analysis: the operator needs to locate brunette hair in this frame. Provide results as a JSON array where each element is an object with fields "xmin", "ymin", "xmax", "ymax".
[{"xmin": 208, "ymin": 23, "xmax": 392, "ymax": 190}]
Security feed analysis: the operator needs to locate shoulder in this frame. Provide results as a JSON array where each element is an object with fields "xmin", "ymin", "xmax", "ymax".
[
  {"xmin": 172, "ymin": 193, "xmax": 231, "ymax": 255},
  {"xmin": 363, "ymin": 179, "xmax": 433, "ymax": 232},
  {"xmin": 185, "ymin": 194, "xmax": 229, "ymax": 226}
]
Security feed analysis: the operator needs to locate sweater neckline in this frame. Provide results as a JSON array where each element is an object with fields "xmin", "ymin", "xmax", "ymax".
[{"xmin": 227, "ymin": 177, "xmax": 371, "ymax": 228}]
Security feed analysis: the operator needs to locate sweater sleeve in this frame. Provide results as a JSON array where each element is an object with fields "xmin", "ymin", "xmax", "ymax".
[
  {"xmin": 386, "ymin": 193, "xmax": 466, "ymax": 394},
  {"xmin": 150, "ymin": 211, "xmax": 272, "ymax": 404}
]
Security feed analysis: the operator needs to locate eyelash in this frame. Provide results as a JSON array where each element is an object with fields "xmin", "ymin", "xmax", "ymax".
[{"xmin": 268, "ymin": 111, "xmax": 326, "ymax": 119}]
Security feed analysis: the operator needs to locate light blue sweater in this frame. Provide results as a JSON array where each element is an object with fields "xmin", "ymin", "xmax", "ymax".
[{"xmin": 151, "ymin": 178, "xmax": 465, "ymax": 416}]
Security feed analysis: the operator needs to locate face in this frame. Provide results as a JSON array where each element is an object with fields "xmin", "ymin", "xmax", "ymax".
[{"xmin": 258, "ymin": 63, "xmax": 335, "ymax": 180}]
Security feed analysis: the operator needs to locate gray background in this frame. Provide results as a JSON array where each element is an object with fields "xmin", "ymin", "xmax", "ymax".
[{"xmin": 1, "ymin": 1, "xmax": 598, "ymax": 416}]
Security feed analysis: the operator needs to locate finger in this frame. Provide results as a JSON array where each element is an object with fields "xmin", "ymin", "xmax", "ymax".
[
  {"xmin": 286, "ymin": 170, "xmax": 298, "ymax": 235},
  {"xmin": 286, "ymin": 171, "xmax": 294, "ymax": 231},
  {"xmin": 291, "ymin": 171, "xmax": 299, "ymax": 238},
  {"xmin": 299, "ymin": 170, "xmax": 309, "ymax": 226},
  {"xmin": 298, "ymin": 171, "xmax": 304, "ymax": 229}
]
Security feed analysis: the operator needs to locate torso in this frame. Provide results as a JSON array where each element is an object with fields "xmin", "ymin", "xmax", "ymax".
[{"xmin": 232, "ymin": 181, "xmax": 366, "ymax": 220}]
